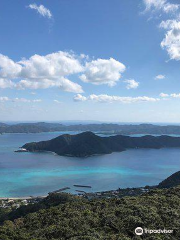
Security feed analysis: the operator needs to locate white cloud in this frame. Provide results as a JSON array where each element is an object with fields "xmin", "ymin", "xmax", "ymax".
[
  {"xmin": 74, "ymin": 94, "xmax": 159, "ymax": 103},
  {"xmin": 0, "ymin": 54, "xmax": 22, "ymax": 78},
  {"xmin": 74, "ymin": 94, "xmax": 87, "ymax": 102},
  {"xmin": 0, "ymin": 51, "xmax": 84, "ymax": 93},
  {"xmin": 160, "ymin": 92, "xmax": 169, "ymax": 97},
  {"xmin": 12, "ymin": 98, "xmax": 42, "ymax": 103},
  {"xmin": 79, "ymin": 58, "xmax": 126, "ymax": 86},
  {"xmin": 28, "ymin": 4, "xmax": 52, "ymax": 19},
  {"xmin": 19, "ymin": 51, "xmax": 83, "ymax": 79},
  {"xmin": 0, "ymin": 79, "xmax": 15, "ymax": 88},
  {"xmin": 53, "ymin": 100, "xmax": 61, "ymax": 104},
  {"xmin": 160, "ymin": 92, "xmax": 180, "ymax": 98},
  {"xmin": 143, "ymin": 0, "xmax": 179, "ymax": 13},
  {"xmin": 160, "ymin": 19, "xmax": 180, "ymax": 60},
  {"xmin": 143, "ymin": 0, "xmax": 180, "ymax": 61},
  {"xmin": 16, "ymin": 78, "xmax": 83, "ymax": 93},
  {"xmin": 124, "ymin": 79, "xmax": 139, "ymax": 89},
  {"xmin": 155, "ymin": 74, "xmax": 165, "ymax": 80},
  {"xmin": 0, "ymin": 97, "xmax": 40, "ymax": 103},
  {"xmin": 0, "ymin": 52, "xmax": 127, "ymax": 93},
  {"xmin": 0, "ymin": 97, "xmax": 9, "ymax": 102},
  {"xmin": 170, "ymin": 93, "xmax": 180, "ymax": 98}
]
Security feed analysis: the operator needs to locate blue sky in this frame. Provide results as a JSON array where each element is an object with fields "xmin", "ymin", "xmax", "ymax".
[{"xmin": 0, "ymin": 0, "xmax": 180, "ymax": 122}]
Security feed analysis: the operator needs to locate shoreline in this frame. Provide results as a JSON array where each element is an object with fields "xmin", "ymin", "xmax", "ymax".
[
  {"xmin": 0, "ymin": 185, "xmax": 155, "ymax": 200},
  {"xmin": 0, "ymin": 195, "xmax": 47, "ymax": 200}
]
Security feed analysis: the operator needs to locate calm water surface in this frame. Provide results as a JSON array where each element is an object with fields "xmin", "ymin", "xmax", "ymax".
[{"xmin": 0, "ymin": 132, "xmax": 180, "ymax": 197}]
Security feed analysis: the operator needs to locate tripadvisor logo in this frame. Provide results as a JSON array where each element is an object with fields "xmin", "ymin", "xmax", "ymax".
[
  {"xmin": 135, "ymin": 227, "xmax": 173, "ymax": 235},
  {"xmin": 135, "ymin": 227, "xmax": 143, "ymax": 236}
]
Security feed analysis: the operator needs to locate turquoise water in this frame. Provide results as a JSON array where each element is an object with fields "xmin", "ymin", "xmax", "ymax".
[{"xmin": 0, "ymin": 132, "xmax": 180, "ymax": 197}]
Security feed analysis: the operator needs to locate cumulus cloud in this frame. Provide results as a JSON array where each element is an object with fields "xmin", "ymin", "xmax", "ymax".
[
  {"xmin": 16, "ymin": 78, "xmax": 83, "ymax": 93},
  {"xmin": 155, "ymin": 74, "xmax": 165, "ymax": 80},
  {"xmin": 124, "ymin": 79, "xmax": 139, "ymax": 89},
  {"xmin": 0, "ymin": 51, "xmax": 84, "ymax": 93},
  {"xmin": 0, "ymin": 79, "xmax": 15, "ymax": 88},
  {"xmin": 28, "ymin": 4, "xmax": 52, "ymax": 19},
  {"xmin": 143, "ymin": 0, "xmax": 180, "ymax": 61},
  {"xmin": 0, "ymin": 51, "xmax": 127, "ymax": 93},
  {"xmin": 74, "ymin": 94, "xmax": 87, "ymax": 102},
  {"xmin": 79, "ymin": 58, "xmax": 126, "ymax": 86},
  {"xmin": 0, "ymin": 54, "xmax": 22, "ymax": 78},
  {"xmin": 74, "ymin": 94, "xmax": 159, "ymax": 103},
  {"xmin": 160, "ymin": 19, "xmax": 180, "ymax": 60},
  {"xmin": 18, "ymin": 51, "xmax": 83, "ymax": 79},
  {"xmin": 143, "ymin": 0, "xmax": 179, "ymax": 13}
]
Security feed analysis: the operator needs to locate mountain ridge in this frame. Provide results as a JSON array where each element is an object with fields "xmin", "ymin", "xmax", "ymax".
[
  {"xmin": 3, "ymin": 122, "xmax": 180, "ymax": 134},
  {"xmin": 22, "ymin": 131, "xmax": 180, "ymax": 157}
]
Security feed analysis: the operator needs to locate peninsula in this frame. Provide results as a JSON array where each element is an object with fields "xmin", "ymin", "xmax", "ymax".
[
  {"xmin": 2, "ymin": 122, "xmax": 180, "ymax": 135},
  {"xmin": 22, "ymin": 131, "xmax": 180, "ymax": 157}
]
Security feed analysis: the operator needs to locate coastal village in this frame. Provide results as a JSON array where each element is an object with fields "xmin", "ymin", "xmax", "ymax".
[
  {"xmin": 0, "ymin": 197, "xmax": 43, "ymax": 210},
  {"xmin": 0, "ymin": 185, "xmax": 151, "ymax": 210}
]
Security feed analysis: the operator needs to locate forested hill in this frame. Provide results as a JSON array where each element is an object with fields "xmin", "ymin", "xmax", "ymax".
[
  {"xmin": 0, "ymin": 186, "xmax": 180, "ymax": 239},
  {"xmin": 23, "ymin": 131, "xmax": 180, "ymax": 157},
  {"xmin": 2, "ymin": 122, "xmax": 180, "ymax": 134},
  {"xmin": 158, "ymin": 171, "xmax": 180, "ymax": 189}
]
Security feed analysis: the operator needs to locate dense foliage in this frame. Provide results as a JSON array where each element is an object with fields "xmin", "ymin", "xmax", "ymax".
[
  {"xmin": 23, "ymin": 131, "xmax": 180, "ymax": 157},
  {"xmin": 0, "ymin": 187, "xmax": 180, "ymax": 239}
]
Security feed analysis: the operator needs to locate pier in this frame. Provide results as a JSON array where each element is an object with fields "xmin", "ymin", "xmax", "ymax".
[
  {"xmin": 73, "ymin": 185, "xmax": 92, "ymax": 188},
  {"xmin": 50, "ymin": 187, "xmax": 70, "ymax": 194}
]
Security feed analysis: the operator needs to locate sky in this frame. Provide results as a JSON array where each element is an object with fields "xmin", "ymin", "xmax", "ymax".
[{"xmin": 0, "ymin": 0, "xmax": 180, "ymax": 123}]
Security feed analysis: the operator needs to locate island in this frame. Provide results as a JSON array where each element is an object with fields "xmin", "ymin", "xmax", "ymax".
[
  {"xmin": 21, "ymin": 131, "xmax": 180, "ymax": 157},
  {"xmin": 3, "ymin": 122, "xmax": 180, "ymax": 135}
]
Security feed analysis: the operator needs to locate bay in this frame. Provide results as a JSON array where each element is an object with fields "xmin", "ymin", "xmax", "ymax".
[{"xmin": 0, "ymin": 132, "xmax": 180, "ymax": 197}]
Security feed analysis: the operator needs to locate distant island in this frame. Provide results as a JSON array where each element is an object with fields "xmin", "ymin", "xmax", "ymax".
[
  {"xmin": 2, "ymin": 122, "xmax": 180, "ymax": 135},
  {"xmin": 21, "ymin": 131, "xmax": 180, "ymax": 157}
]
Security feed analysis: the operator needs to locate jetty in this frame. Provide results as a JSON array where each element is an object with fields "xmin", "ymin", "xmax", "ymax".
[
  {"xmin": 50, "ymin": 187, "xmax": 70, "ymax": 194},
  {"xmin": 73, "ymin": 185, "xmax": 92, "ymax": 188}
]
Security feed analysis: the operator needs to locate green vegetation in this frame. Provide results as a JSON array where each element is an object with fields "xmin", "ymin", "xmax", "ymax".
[
  {"xmin": 23, "ymin": 131, "xmax": 180, "ymax": 157},
  {"xmin": 2, "ymin": 122, "xmax": 180, "ymax": 135},
  {"xmin": 0, "ymin": 187, "xmax": 179, "ymax": 239},
  {"xmin": 158, "ymin": 171, "xmax": 180, "ymax": 189}
]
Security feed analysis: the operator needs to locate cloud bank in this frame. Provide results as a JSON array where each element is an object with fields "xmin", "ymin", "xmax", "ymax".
[
  {"xmin": 74, "ymin": 94, "xmax": 159, "ymax": 104},
  {"xmin": 0, "ymin": 97, "xmax": 42, "ymax": 103}
]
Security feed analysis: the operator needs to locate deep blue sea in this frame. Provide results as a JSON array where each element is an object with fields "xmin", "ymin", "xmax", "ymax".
[{"xmin": 0, "ymin": 132, "xmax": 180, "ymax": 197}]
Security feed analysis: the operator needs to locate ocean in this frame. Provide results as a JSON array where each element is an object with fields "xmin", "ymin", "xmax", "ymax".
[{"xmin": 0, "ymin": 132, "xmax": 180, "ymax": 197}]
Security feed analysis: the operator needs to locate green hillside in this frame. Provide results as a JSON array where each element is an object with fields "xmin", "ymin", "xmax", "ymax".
[{"xmin": 0, "ymin": 187, "xmax": 179, "ymax": 240}]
